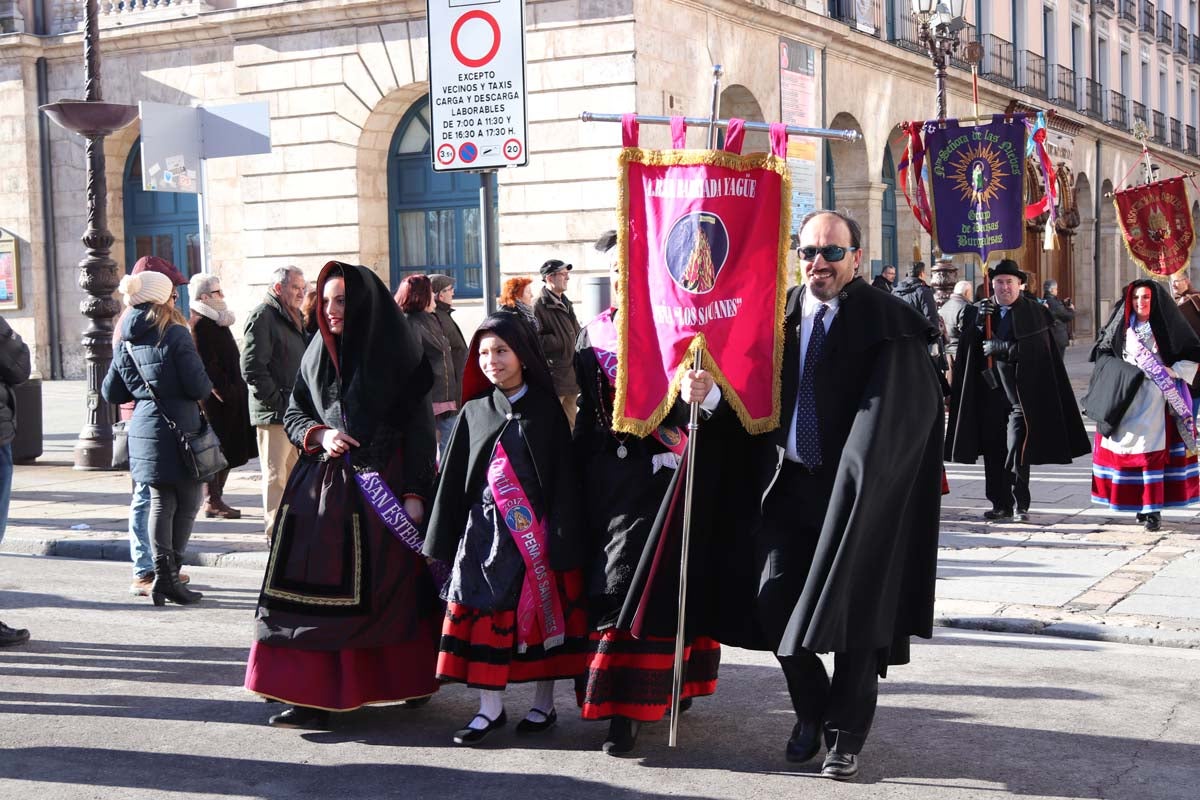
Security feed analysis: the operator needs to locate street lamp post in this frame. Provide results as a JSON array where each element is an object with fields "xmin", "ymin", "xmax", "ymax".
[
  {"xmin": 41, "ymin": 0, "xmax": 137, "ymax": 470},
  {"xmin": 912, "ymin": 0, "xmax": 968, "ymax": 304}
]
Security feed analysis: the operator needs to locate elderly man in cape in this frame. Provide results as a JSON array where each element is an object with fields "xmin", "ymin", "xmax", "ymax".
[
  {"xmin": 677, "ymin": 210, "xmax": 943, "ymax": 780},
  {"xmin": 945, "ymin": 260, "xmax": 1090, "ymax": 522}
]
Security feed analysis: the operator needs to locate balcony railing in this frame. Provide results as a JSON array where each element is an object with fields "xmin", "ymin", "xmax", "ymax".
[
  {"xmin": 1188, "ymin": 125, "xmax": 1198, "ymax": 154},
  {"xmin": 1141, "ymin": 2, "xmax": 1156, "ymax": 35},
  {"xmin": 1082, "ymin": 78, "xmax": 1105, "ymax": 119},
  {"xmin": 949, "ymin": 23, "xmax": 977, "ymax": 70},
  {"xmin": 1158, "ymin": 11, "xmax": 1174, "ymax": 43},
  {"xmin": 1153, "ymin": 109, "xmax": 1166, "ymax": 141},
  {"xmin": 887, "ymin": 12, "xmax": 925, "ymax": 54},
  {"xmin": 1017, "ymin": 51, "xmax": 1049, "ymax": 98},
  {"xmin": 1193, "ymin": 34, "xmax": 1200, "ymax": 65},
  {"xmin": 829, "ymin": 0, "xmax": 883, "ymax": 37},
  {"xmin": 1176, "ymin": 24, "xmax": 1190, "ymax": 55},
  {"xmin": 1109, "ymin": 90, "xmax": 1130, "ymax": 128},
  {"xmin": 1051, "ymin": 65, "xmax": 1078, "ymax": 107},
  {"xmin": 1096, "ymin": 0, "xmax": 1116, "ymax": 12},
  {"xmin": 1118, "ymin": 0, "xmax": 1137, "ymax": 25},
  {"xmin": 980, "ymin": 33, "xmax": 1015, "ymax": 86},
  {"xmin": 1132, "ymin": 100, "xmax": 1149, "ymax": 127},
  {"xmin": 1171, "ymin": 117, "xmax": 1183, "ymax": 148}
]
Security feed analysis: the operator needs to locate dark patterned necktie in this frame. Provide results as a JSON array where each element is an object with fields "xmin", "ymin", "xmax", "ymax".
[{"xmin": 795, "ymin": 303, "xmax": 828, "ymax": 468}]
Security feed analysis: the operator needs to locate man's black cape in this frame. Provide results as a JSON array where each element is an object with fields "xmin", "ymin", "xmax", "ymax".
[
  {"xmin": 945, "ymin": 294, "xmax": 1090, "ymax": 465},
  {"xmin": 618, "ymin": 277, "xmax": 944, "ymax": 669}
]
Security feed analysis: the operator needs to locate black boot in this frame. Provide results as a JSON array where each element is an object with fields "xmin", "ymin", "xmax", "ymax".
[
  {"xmin": 151, "ymin": 555, "xmax": 202, "ymax": 606},
  {"xmin": 602, "ymin": 716, "xmax": 641, "ymax": 755}
]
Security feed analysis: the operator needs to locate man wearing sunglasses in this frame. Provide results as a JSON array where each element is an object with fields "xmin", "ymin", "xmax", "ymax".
[{"xmin": 680, "ymin": 210, "xmax": 944, "ymax": 780}]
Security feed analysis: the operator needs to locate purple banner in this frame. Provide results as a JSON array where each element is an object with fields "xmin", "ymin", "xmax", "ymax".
[
  {"xmin": 925, "ymin": 115, "xmax": 1026, "ymax": 260},
  {"xmin": 352, "ymin": 466, "xmax": 451, "ymax": 592}
]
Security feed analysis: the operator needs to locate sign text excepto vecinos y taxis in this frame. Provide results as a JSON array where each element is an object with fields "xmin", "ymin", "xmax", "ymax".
[{"xmin": 427, "ymin": 0, "xmax": 529, "ymax": 171}]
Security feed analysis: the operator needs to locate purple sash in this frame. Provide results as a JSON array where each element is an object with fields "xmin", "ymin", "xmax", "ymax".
[
  {"xmin": 487, "ymin": 440, "xmax": 565, "ymax": 652},
  {"xmin": 587, "ymin": 308, "xmax": 687, "ymax": 456},
  {"xmin": 1129, "ymin": 330, "xmax": 1198, "ymax": 452},
  {"xmin": 351, "ymin": 462, "xmax": 451, "ymax": 592}
]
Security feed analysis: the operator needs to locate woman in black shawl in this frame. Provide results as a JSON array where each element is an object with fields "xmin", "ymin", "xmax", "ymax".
[
  {"xmin": 244, "ymin": 261, "xmax": 442, "ymax": 730},
  {"xmin": 424, "ymin": 313, "xmax": 587, "ymax": 745},
  {"xmin": 1086, "ymin": 278, "xmax": 1200, "ymax": 531}
]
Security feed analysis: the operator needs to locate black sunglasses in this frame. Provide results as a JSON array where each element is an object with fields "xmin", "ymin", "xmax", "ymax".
[{"xmin": 798, "ymin": 245, "xmax": 858, "ymax": 262}]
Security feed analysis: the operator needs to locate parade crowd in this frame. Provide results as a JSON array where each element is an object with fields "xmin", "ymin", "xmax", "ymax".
[{"xmin": 2, "ymin": 209, "xmax": 1200, "ymax": 784}]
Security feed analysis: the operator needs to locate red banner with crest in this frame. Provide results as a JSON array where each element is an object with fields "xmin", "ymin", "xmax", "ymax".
[
  {"xmin": 1113, "ymin": 176, "xmax": 1197, "ymax": 277},
  {"xmin": 614, "ymin": 115, "xmax": 790, "ymax": 436}
]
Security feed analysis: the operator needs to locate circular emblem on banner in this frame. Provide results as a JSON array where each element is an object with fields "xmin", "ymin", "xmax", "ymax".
[
  {"xmin": 658, "ymin": 426, "xmax": 682, "ymax": 446},
  {"xmin": 948, "ymin": 142, "xmax": 1010, "ymax": 207},
  {"xmin": 663, "ymin": 211, "xmax": 730, "ymax": 295},
  {"xmin": 505, "ymin": 505, "xmax": 533, "ymax": 532}
]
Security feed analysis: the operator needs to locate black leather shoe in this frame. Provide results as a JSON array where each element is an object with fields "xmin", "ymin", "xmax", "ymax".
[
  {"xmin": 1012, "ymin": 509, "xmax": 1029, "ymax": 523},
  {"xmin": 0, "ymin": 622, "xmax": 29, "ymax": 647},
  {"xmin": 785, "ymin": 718, "xmax": 823, "ymax": 763},
  {"xmin": 515, "ymin": 707, "xmax": 557, "ymax": 734},
  {"xmin": 602, "ymin": 717, "xmax": 641, "ymax": 756},
  {"xmin": 1145, "ymin": 513, "xmax": 1162, "ymax": 532},
  {"xmin": 268, "ymin": 705, "xmax": 331, "ymax": 730},
  {"xmin": 821, "ymin": 750, "xmax": 859, "ymax": 780},
  {"xmin": 983, "ymin": 508, "xmax": 1013, "ymax": 521},
  {"xmin": 398, "ymin": 695, "xmax": 432, "ymax": 709},
  {"xmin": 454, "ymin": 710, "xmax": 507, "ymax": 745}
]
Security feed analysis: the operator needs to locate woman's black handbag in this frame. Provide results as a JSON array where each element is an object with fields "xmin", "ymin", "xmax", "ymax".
[
  {"xmin": 123, "ymin": 341, "xmax": 228, "ymax": 480},
  {"xmin": 111, "ymin": 420, "xmax": 130, "ymax": 470}
]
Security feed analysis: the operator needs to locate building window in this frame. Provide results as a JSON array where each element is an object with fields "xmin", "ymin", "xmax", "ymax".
[{"xmin": 387, "ymin": 96, "xmax": 496, "ymax": 297}]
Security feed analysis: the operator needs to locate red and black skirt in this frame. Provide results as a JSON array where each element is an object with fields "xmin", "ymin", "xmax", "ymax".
[
  {"xmin": 436, "ymin": 569, "xmax": 589, "ymax": 690},
  {"xmin": 576, "ymin": 629, "xmax": 720, "ymax": 722}
]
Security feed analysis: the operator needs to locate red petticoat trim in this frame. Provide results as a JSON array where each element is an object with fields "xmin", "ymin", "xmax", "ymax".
[
  {"xmin": 436, "ymin": 569, "xmax": 589, "ymax": 689},
  {"xmin": 576, "ymin": 630, "xmax": 720, "ymax": 722}
]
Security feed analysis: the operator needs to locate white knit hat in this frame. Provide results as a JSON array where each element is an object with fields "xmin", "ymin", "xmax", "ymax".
[{"xmin": 118, "ymin": 271, "xmax": 173, "ymax": 307}]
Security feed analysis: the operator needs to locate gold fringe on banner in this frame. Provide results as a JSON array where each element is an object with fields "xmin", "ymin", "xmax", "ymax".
[{"xmin": 610, "ymin": 145, "xmax": 791, "ymax": 437}]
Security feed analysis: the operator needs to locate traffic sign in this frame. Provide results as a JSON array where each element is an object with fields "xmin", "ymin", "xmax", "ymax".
[{"xmin": 428, "ymin": 0, "xmax": 529, "ymax": 171}]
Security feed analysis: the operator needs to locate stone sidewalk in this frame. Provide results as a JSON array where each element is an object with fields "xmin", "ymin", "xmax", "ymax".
[{"xmin": 3, "ymin": 349, "xmax": 1200, "ymax": 648}]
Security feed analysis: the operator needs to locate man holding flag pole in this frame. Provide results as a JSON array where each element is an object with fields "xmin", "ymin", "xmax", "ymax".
[{"xmin": 679, "ymin": 209, "xmax": 944, "ymax": 780}]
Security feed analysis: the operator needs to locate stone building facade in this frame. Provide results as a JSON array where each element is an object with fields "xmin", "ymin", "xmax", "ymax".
[{"xmin": 1, "ymin": 0, "xmax": 1198, "ymax": 377}]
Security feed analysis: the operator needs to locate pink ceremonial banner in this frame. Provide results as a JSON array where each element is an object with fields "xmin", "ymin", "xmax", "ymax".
[{"xmin": 613, "ymin": 115, "xmax": 790, "ymax": 436}]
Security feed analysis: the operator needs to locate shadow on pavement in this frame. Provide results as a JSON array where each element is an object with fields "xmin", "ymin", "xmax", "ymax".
[{"xmin": 0, "ymin": 640, "xmax": 250, "ymax": 686}]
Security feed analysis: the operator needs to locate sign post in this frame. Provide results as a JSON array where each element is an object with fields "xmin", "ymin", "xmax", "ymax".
[{"xmin": 428, "ymin": 0, "xmax": 529, "ymax": 312}]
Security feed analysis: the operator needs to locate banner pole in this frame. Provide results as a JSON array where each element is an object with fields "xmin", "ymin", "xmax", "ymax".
[
  {"xmin": 667, "ymin": 63, "xmax": 722, "ymax": 750},
  {"xmin": 579, "ymin": 112, "xmax": 860, "ymax": 142}
]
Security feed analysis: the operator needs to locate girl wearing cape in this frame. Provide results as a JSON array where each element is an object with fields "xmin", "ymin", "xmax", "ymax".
[
  {"xmin": 244, "ymin": 261, "xmax": 442, "ymax": 729},
  {"xmin": 424, "ymin": 311, "xmax": 588, "ymax": 745},
  {"xmin": 1088, "ymin": 278, "xmax": 1200, "ymax": 530}
]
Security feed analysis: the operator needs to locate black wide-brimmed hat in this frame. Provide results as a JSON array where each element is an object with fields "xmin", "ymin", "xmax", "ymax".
[{"xmin": 988, "ymin": 259, "xmax": 1027, "ymax": 283}]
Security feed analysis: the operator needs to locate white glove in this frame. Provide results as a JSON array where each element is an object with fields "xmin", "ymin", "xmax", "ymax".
[{"xmin": 651, "ymin": 452, "xmax": 680, "ymax": 474}]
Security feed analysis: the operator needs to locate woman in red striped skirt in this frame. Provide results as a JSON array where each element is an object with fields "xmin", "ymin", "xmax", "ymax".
[
  {"xmin": 424, "ymin": 312, "xmax": 588, "ymax": 745},
  {"xmin": 570, "ymin": 233, "xmax": 720, "ymax": 755},
  {"xmin": 1089, "ymin": 279, "xmax": 1200, "ymax": 530}
]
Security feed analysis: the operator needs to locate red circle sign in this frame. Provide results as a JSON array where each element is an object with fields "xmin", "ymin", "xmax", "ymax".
[
  {"xmin": 450, "ymin": 10, "xmax": 501, "ymax": 68},
  {"xmin": 436, "ymin": 143, "xmax": 455, "ymax": 165},
  {"xmin": 503, "ymin": 138, "xmax": 523, "ymax": 161}
]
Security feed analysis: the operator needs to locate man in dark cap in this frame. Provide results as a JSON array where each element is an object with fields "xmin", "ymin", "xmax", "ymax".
[
  {"xmin": 945, "ymin": 260, "xmax": 1090, "ymax": 523},
  {"xmin": 533, "ymin": 258, "xmax": 581, "ymax": 427}
]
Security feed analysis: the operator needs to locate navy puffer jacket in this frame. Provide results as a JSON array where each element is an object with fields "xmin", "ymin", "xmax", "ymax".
[{"xmin": 102, "ymin": 306, "xmax": 213, "ymax": 484}]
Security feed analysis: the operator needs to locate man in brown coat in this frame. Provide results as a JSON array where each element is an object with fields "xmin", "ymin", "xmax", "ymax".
[{"xmin": 533, "ymin": 258, "xmax": 581, "ymax": 427}]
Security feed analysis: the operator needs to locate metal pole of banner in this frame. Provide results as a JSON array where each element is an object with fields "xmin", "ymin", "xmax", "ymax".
[
  {"xmin": 666, "ymin": 63, "xmax": 723, "ymax": 750},
  {"xmin": 197, "ymin": 157, "xmax": 211, "ymax": 274},
  {"xmin": 579, "ymin": 111, "xmax": 861, "ymax": 143},
  {"xmin": 480, "ymin": 172, "xmax": 498, "ymax": 315}
]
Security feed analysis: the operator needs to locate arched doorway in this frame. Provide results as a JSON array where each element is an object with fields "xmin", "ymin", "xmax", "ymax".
[
  {"xmin": 1074, "ymin": 172, "xmax": 1094, "ymax": 338},
  {"xmin": 880, "ymin": 147, "xmax": 898, "ymax": 271},
  {"xmin": 388, "ymin": 96, "xmax": 495, "ymax": 296},
  {"xmin": 717, "ymin": 84, "xmax": 769, "ymax": 154},
  {"xmin": 1098, "ymin": 179, "xmax": 1118, "ymax": 323},
  {"xmin": 123, "ymin": 139, "xmax": 200, "ymax": 313}
]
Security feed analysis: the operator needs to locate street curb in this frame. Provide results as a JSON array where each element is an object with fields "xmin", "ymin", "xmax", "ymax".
[
  {"xmin": 936, "ymin": 615, "xmax": 1200, "ymax": 650},
  {"xmin": 0, "ymin": 537, "xmax": 268, "ymax": 571}
]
